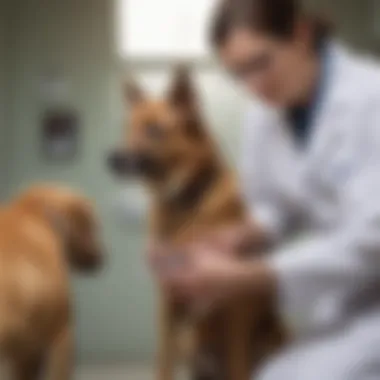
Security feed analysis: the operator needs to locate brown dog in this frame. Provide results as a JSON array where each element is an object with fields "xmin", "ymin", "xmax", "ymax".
[
  {"xmin": 0, "ymin": 185, "xmax": 103, "ymax": 380},
  {"xmin": 109, "ymin": 67, "xmax": 287, "ymax": 380}
]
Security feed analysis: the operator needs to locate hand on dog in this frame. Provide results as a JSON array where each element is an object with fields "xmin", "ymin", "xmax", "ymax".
[
  {"xmin": 146, "ymin": 232, "xmax": 276, "ymax": 312},
  {"xmin": 146, "ymin": 240, "xmax": 190, "ymax": 281},
  {"xmin": 200, "ymin": 225, "xmax": 249, "ymax": 255},
  {"xmin": 159, "ymin": 243, "xmax": 277, "ymax": 310},
  {"xmin": 164, "ymin": 243, "xmax": 242, "ymax": 304},
  {"xmin": 200, "ymin": 223, "xmax": 269, "ymax": 258},
  {"xmin": 146, "ymin": 239, "xmax": 238, "ymax": 304}
]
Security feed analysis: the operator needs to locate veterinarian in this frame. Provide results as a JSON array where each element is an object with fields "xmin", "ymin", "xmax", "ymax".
[{"xmin": 150, "ymin": 0, "xmax": 380, "ymax": 379}]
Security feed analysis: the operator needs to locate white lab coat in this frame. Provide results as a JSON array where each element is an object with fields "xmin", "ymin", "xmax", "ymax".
[{"xmin": 241, "ymin": 42, "xmax": 380, "ymax": 380}]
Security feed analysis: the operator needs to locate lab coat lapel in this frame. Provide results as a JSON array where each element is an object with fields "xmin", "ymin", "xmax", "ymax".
[{"xmin": 304, "ymin": 42, "xmax": 353, "ymax": 182}]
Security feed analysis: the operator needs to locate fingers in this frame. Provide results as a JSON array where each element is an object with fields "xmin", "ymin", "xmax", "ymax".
[
  {"xmin": 164, "ymin": 246, "xmax": 217, "ymax": 297},
  {"xmin": 198, "ymin": 224, "xmax": 248, "ymax": 255},
  {"xmin": 145, "ymin": 240, "xmax": 227, "ymax": 305},
  {"xmin": 146, "ymin": 240, "xmax": 192, "ymax": 290},
  {"xmin": 164, "ymin": 271, "xmax": 197, "ymax": 298}
]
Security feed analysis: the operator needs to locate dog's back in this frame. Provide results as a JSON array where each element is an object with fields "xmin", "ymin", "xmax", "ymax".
[
  {"xmin": 0, "ymin": 186, "xmax": 103, "ymax": 379},
  {"xmin": 0, "ymin": 205, "xmax": 68, "ymax": 353}
]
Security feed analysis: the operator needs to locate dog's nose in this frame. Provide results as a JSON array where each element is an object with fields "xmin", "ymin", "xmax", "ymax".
[
  {"xmin": 107, "ymin": 150, "xmax": 130, "ymax": 175},
  {"xmin": 78, "ymin": 249, "xmax": 105, "ymax": 273},
  {"xmin": 108, "ymin": 150, "xmax": 159, "ymax": 178},
  {"xmin": 91, "ymin": 250, "xmax": 106, "ymax": 272}
]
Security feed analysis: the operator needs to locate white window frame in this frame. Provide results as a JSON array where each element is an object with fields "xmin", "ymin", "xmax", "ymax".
[{"xmin": 114, "ymin": 0, "xmax": 217, "ymax": 65}]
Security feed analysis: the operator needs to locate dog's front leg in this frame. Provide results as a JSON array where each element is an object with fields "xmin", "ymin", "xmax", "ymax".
[
  {"xmin": 11, "ymin": 355, "xmax": 44, "ymax": 380},
  {"xmin": 157, "ymin": 296, "xmax": 176, "ymax": 380},
  {"xmin": 225, "ymin": 302, "xmax": 252, "ymax": 380},
  {"xmin": 45, "ymin": 324, "xmax": 73, "ymax": 380},
  {"xmin": 191, "ymin": 312, "xmax": 224, "ymax": 380}
]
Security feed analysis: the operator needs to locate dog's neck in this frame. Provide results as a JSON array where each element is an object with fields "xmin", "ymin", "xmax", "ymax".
[{"xmin": 160, "ymin": 158, "xmax": 221, "ymax": 210}]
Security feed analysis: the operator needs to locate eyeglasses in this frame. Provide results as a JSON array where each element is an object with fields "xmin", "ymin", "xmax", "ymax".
[{"xmin": 228, "ymin": 50, "xmax": 278, "ymax": 81}]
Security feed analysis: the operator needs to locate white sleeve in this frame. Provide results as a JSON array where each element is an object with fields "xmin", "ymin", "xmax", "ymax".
[
  {"xmin": 268, "ymin": 102, "xmax": 380, "ymax": 325},
  {"xmin": 239, "ymin": 107, "xmax": 297, "ymax": 242}
]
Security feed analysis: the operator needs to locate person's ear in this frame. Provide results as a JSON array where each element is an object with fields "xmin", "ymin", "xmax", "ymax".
[
  {"xmin": 294, "ymin": 18, "xmax": 313, "ymax": 49},
  {"xmin": 124, "ymin": 77, "xmax": 145, "ymax": 105}
]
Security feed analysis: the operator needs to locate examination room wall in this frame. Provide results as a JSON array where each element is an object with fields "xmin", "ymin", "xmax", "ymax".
[{"xmin": 1, "ymin": 0, "xmax": 376, "ymax": 364}]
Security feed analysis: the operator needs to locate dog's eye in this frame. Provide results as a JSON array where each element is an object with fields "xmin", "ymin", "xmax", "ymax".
[{"xmin": 146, "ymin": 123, "xmax": 164, "ymax": 139}]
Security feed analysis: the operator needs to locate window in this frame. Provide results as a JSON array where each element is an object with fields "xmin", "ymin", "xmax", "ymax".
[{"xmin": 116, "ymin": 0, "xmax": 218, "ymax": 60}]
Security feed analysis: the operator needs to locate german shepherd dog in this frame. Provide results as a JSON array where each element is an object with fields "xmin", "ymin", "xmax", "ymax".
[{"xmin": 108, "ymin": 67, "xmax": 287, "ymax": 380}]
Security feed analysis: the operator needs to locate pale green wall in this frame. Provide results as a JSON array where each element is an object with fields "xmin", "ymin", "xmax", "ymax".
[
  {"xmin": 0, "ymin": 0, "xmax": 3, "ymax": 125},
  {"xmin": 0, "ymin": 0, "xmax": 10, "ymax": 198},
  {"xmin": 304, "ymin": 0, "xmax": 374, "ymax": 51},
  {"xmin": 2, "ymin": 0, "xmax": 249, "ymax": 364},
  {"xmin": 2, "ymin": 0, "xmax": 376, "ymax": 364},
  {"xmin": 0, "ymin": 0, "xmax": 4, "ymax": 146},
  {"xmin": 4, "ymin": 0, "xmax": 157, "ymax": 363}
]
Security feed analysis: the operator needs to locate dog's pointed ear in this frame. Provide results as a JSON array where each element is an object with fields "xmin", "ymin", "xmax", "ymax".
[
  {"xmin": 167, "ymin": 64, "xmax": 197, "ymax": 110},
  {"xmin": 168, "ymin": 65, "xmax": 204, "ymax": 139},
  {"xmin": 124, "ymin": 78, "xmax": 145, "ymax": 105}
]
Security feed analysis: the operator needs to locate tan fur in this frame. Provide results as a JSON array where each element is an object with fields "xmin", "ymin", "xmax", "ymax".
[
  {"xmin": 152, "ymin": 168, "xmax": 286, "ymax": 380},
  {"xmin": 0, "ymin": 185, "xmax": 103, "ymax": 380},
  {"xmin": 112, "ymin": 68, "xmax": 287, "ymax": 380}
]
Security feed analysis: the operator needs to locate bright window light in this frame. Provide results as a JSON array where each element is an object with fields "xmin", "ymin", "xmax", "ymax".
[{"xmin": 116, "ymin": 0, "xmax": 218, "ymax": 60}]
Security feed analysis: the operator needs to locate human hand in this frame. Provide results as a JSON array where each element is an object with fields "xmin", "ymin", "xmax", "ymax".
[
  {"xmin": 199, "ymin": 222, "xmax": 268, "ymax": 257},
  {"xmin": 161, "ymin": 242, "xmax": 274, "ymax": 310},
  {"xmin": 146, "ymin": 239, "xmax": 189, "ymax": 282}
]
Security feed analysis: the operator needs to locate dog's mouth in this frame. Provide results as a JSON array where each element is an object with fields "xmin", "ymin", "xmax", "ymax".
[
  {"xmin": 107, "ymin": 150, "xmax": 164, "ymax": 179},
  {"xmin": 69, "ymin": 248, "xmax": 105, "ymax": 274}
]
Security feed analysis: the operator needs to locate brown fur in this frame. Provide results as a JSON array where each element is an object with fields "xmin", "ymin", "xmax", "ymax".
[
  {"xmin": 109, "ymin": 67, "xmax": 287, "ymax": 380},
  {"xmin": 0, "ymin": 185, "xmax": 103, "ymax": 379}
]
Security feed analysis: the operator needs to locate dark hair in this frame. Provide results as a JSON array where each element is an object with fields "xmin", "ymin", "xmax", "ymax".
[{"xmin": 210, "ymin": 0, "xmax": 332, "ymax": 50}]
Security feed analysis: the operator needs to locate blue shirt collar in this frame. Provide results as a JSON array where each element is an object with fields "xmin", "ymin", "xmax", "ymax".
[{"xmin": 287, "ymin": 40, "xmax": 333, "ymax": 148}]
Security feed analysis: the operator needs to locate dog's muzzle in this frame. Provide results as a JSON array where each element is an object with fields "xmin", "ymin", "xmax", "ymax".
[{"xmin": 107, "ymin": 150, "xmax": 162, "ymax": 178}]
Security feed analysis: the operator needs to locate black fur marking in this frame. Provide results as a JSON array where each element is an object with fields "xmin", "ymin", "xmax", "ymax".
[{"xmin": 168, "ymin": 162, "xmax": 220, "ymax": 210}]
